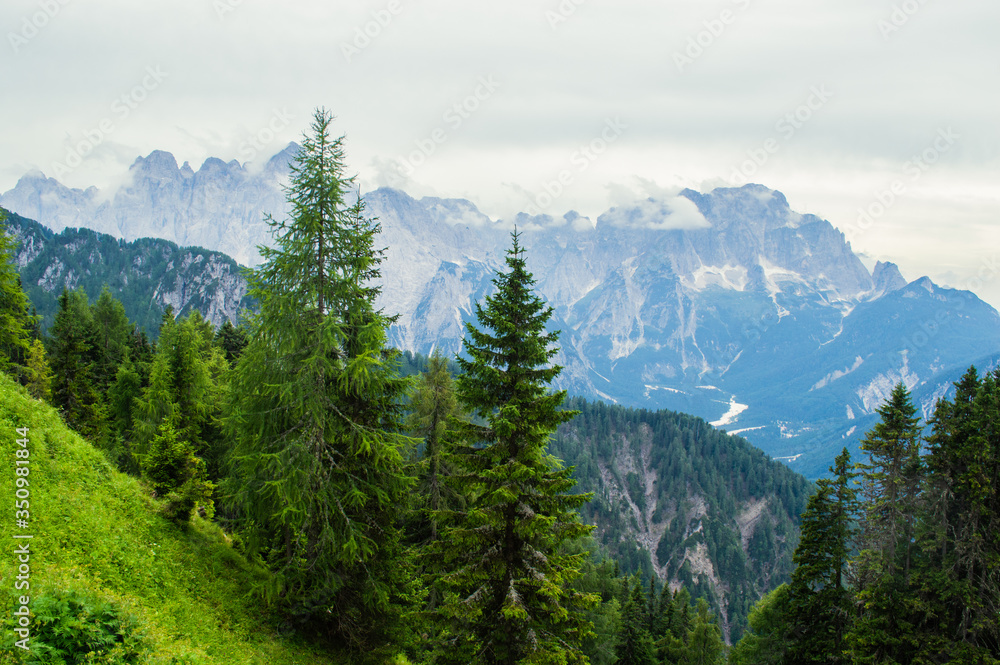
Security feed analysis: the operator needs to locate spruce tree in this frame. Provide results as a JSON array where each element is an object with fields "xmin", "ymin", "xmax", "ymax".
[
  {"xmin": 406, "ymin": 351, "xmax": 466, "ymax": 546},
  {"xmin": 728, "ymin": 584, "xmax": 791, "ymax": 665},
  {"xmin": 107, "ymin": 354, "xmax": 143, "ymax": 474},
  {"xmin": 785, "ymin": 448, "xmax": 858, "ymax": 663},
  {"xmin": 135, "ymin": 311, "xmax": 225, "ymax": 511},
  {"xmin": 90, "ymin": 286, "xmax": 132, "ymax": 392},
  {"xmin": 136, "ymin": 312, "xmax": 226, "ymax": 468},
  {"xmin": 24, "ymin": 338, "xmax": 53, "ymax": 402},
  {"xmin": 918, "ymin": 367, "xmax": 1000, "ymax": 661},
  {"xmin": 225, "ymin": 109, "xmax": 414, "ymax": 657},
  {"xmin": 0, "ymin": 219, "xmax": 32, "ymax": 377},
  {"xmin": 48, "ymin": 288, "xmax": 103, "ymax": 438},
  {"xmin": 848, "ymin": 383, "xmax": 923, "ymax": 664},
  {"xmin": 682, "ymin": 598, "xmax": 725, "ymax": 665},
  {"xmin": 615, "ymin": 578, "xmax": 656, "ymax": 665},
  {"xmin": 213, "ymin": 319, "xmax": 248, "ymax": 366},
  {"xmin": 434, "ymin": 231, "xmax": 595, "ymax": 664}
]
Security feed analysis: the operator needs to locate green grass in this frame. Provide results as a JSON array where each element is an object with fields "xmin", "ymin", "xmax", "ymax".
[{"xmin": 0, "ymin": 372, "xmax": 336, "ymax": 664}]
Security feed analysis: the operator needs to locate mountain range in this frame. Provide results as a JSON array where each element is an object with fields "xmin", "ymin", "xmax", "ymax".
[{"xmin": 4, "ymin": 145, "xmax": 999, "ymax": 477}]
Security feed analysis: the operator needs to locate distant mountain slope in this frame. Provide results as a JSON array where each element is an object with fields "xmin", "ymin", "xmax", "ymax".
[
  {"xmin": 1, "ymin": 209, "xmax": 250, "ymax": 333},
  {"xmin": 6, "ymin": 151, "xmax": 1000, "ymax": 476},
  {"xmin": 551, "ymin": 397, "xmax": 812, "ymax": 643}
]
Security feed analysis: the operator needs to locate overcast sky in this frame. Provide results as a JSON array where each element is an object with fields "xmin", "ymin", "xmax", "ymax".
[{"xmin": 2, "ymin": 0, "xmax": 999, "ymax": 305}]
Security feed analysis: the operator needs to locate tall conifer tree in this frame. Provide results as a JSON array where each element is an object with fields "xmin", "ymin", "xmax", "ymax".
[
  {"xmin": 918, "ymin": 367, "xmax": 1000, "ymax": 661},
  {"xmin": 785, "ymin": 448, "xmax": 858, "ymax": 663},
  {"xmin": 434, "ymin": 231, "xmax": 595, "ymax": 664},
  {"xmin": 406, "ymin": 351, "xmax": 465, "ymax": 546},
  {"xmin": 615, "ymin": 578, "xmax": 656, "ymax": 665},
  {"xmin": 48, "ymin": 288, "xmax": 103, "ymax": 438},
  {"xmin": 848, "ymin": 383, "xmax": 923, "ymax": 664},
  {"xmin": 225, "ymin": 109, "xmax": 413, "ymax": 658},
  {"xmin": 0, "ymin": 218, "xmax": 31, "ymax": 377}
]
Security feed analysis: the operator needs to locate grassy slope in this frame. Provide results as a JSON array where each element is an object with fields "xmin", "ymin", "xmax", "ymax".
[{"xmin": 0, "ymin": 373, "xmax": 335, "ymax": 664}]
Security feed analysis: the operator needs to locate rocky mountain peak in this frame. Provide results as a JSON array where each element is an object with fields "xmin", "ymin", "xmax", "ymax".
[
  {"xmin": 872, "ymin": 260, "xmax": 907, "ymax": 295},
  {"xmin": 131, "ymin": 150, "xmax": 180, "ymax": 180},
  {"xmin": 263, "ymin": 142, "xmax": 299, "ymax": 173}
]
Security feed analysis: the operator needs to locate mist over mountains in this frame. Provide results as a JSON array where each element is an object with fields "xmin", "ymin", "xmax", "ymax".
[{"xmin": 4, "ymin": 146, "xmax": 999, "ymax": 477}]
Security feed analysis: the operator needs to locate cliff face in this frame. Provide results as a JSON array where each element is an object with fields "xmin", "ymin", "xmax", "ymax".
[{"xmin": 550, "ymin": 397, "xmax": 812, "ymax": 643}]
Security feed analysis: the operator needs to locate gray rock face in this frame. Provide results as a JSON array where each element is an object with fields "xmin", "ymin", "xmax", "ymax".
[
  {"xmin": 871, "ymin": 260, "xmax": 907, "ymax": 296},
  {"xmin": 6, "ymin": 151, "xmax": 1000, "ymax": 477}
]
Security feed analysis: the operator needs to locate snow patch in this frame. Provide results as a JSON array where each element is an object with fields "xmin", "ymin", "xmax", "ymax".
[
  {"xmin": 711, "ymin": 397, "xmax": 749, "ymax": 427},
  {"xmin": 644, "ymin": 385, "xmax": 689, "ymax": 398},
  {"xmin": 681, "ymin": 263, "xmax": 749, "ymax": 292},
  {"xmin": 728, "ymin": 426, "xmax": 765, "ymax": 435},
  {"xmin": 855, "ymin": 353, "xmax": 919, "ymax": 413},
  {"xmin": 811, "ymin": 356, "xmax": 865, "ymax": 391}
]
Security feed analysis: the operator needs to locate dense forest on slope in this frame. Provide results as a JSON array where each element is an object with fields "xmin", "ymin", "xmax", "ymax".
[
  {"xmin": 2, "ymin": 209, "xmax": 251, "ymax": 335},
  {"xmin": 731, "ymin": 377, "xmax": 1000, "ymax": 664},
  {"xmin": 550, "ymin": 398, "xmax": 812, "ymax": 641}
]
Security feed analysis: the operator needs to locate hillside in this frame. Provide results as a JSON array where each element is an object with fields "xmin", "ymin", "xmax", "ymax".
[
  {"xmin": 550, "ymin": 398, "xmax": 813, "ymax": 642},
  {"xmin": 1, "ymin": 209, "xmax": 250, "ymax": 335},
  {"xmin": 0, "ymin": 372, "xmax": 334, "ymax": 663}
]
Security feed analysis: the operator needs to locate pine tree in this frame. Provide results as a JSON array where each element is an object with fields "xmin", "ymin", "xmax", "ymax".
[
  {"xmin": 785, "ymin": 448, "xmax": 858, "ymax": 663},
  {"xmin": 682, "ymin": 598, "xmax": 725, "ymax": 665},
  {"xmin": 0, "ymin": 218, "xmax": 32, "ymax": 377},
  {"xmin": 23, "ymin": 338, "xmax": 53, "ymax": 402},
  {"xmin": 615, "ymin": 578, "xmax": 656, "ymax": 665},
  {"xmin": 107, "ymin": 354, "xmax": 143, "ymax": 474},
  {"xmin": 406, "ymin": 351, "xmax": 466, "ymax": 547},
  {"xmin": 225, "ymin": 109, "xmax": 414, "ymax": 657},
  {"xmin": 729, "ymin": 584, "xmax": 791, "ymax": 665},
  {"xmin": 848, "ymin": 383, "xmax": 923, "ymax": 664},
  {"xmin": 434, "ymin": 231, "xmax": 595, "ymax": 664},
  {"xmin": 917, "ymin": 367, "xmax": 1000, "ymax": 661},
  {"xmin": 48, "ymin": 288, "xmax": 103, "ymax": 438},
  {"xmin": 90, "ymin": 286, "xmax": 132, "ymax": 392},
  {"xmin": 143, "ymin": 418, "xmax": 213, "ymax": 523},
  {"xmin": 136, "ymin": 312, "xmax": 227, "ymax": 473},
  {"xmin": 656, "ymin": 588, "xmax": 693, "ymax": 665},
  {"xmin": 214, "ymin": 319, "xmax": 248, "ymax": 366}
]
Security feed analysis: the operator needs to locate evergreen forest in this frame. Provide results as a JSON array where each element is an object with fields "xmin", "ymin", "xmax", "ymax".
[{"xmin": 0, "ymin": 109, "xmax": 998, "ymax": 664}]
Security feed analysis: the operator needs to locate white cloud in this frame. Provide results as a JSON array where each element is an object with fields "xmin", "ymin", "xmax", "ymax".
[
  {"xmin": 599, "ymin": 196, "xmax": 710, "ymax": 231},
  {"xmin": 0, "ymin": 0, "xmax": 998, "ymax": 304}
]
